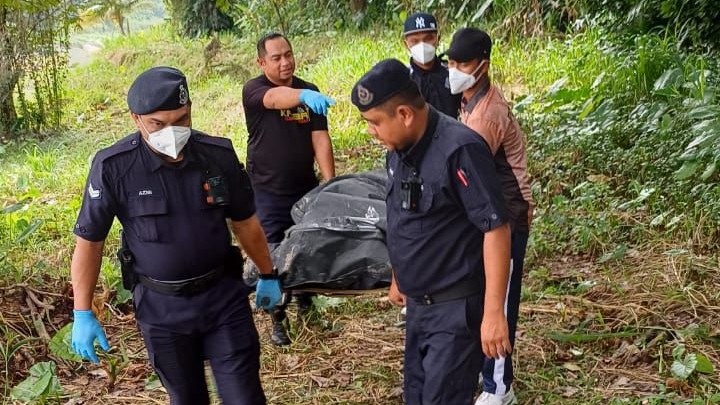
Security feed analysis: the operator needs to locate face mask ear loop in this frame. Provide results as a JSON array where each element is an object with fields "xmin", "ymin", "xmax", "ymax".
[
  {"xmin": 470, "ymin": 60, "xmax": 485, "ymax": 79},
  {"xmin": 138, "ymin": 115, "xmax": 152, "ymax": 137},
  {"xmin": 136, "ymin": 114, "xmax": 171, "ymax": 191},
  {"xmin": 461, "ymin": 60, "xmax": 487, "ymax": 93}
]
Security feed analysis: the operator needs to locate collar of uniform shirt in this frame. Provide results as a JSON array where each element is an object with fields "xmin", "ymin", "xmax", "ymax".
[
  {"xmin": 141, "ymin": 132, "xmax": 202, "ymax": 172},
  {"xmin": 409, "ymin": 56, "xmax": 444, "ymax": 74},
  {"xmin": 461, "ymin": 79, "xmax": 491, "ymax": 114},
  {"xmin": 399, "ymin": 107, "xmax": 439, "ymax": 168}
]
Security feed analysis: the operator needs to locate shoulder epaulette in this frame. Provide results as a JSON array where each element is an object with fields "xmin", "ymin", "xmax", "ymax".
[
  {"xmin": 191, "ymin": 130, "xmax": 233, "ymax": 150},
  {"xmin": 94, "ymin": 132, "xmax": 141, "ymax": 163}
]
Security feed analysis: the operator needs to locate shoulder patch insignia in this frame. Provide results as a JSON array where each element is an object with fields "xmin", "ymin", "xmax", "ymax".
[{"xmin": 88, "ymin": 182, "xmax": 102, "ymax": 199}]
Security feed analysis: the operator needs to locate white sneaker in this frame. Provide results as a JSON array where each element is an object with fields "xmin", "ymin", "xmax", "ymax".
[{"xmin": 474, "ymin": 387, "xmax": 517, "ymax": 405}]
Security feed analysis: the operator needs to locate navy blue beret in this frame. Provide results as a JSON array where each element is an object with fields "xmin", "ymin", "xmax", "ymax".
[
  {"xmin": 403, "ymin": 12, "xmax": 438, "ymax": 35},
  {"xmin": 127, "ymin": 66, "xmax": 190, "ymax": 115},
  {"xmin": 351, "ymin": 59, "xmax": 416, "ymax": 112}
]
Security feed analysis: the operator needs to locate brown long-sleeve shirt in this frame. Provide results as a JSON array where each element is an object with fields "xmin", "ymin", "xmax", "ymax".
[{"xmin": 461, "ymin": 84, "xmax": 534, "ymax": 231}]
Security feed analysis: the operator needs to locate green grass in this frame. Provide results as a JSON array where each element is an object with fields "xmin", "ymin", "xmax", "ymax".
[{"xmin": 1, "ymin": 20, "xmax": 719, "ymax": 405}]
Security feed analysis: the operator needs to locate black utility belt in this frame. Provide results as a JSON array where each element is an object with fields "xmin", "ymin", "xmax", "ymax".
[
  {"xmin": 137, "ymin": 265, "xmax": 227, "ymax": 297},
  {"xmin": 411, "ymin": 277, "xmax": 484, "ymax": 305}
]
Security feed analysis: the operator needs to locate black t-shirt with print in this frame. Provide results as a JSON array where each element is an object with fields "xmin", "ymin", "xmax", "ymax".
[{"xmin": 242, "ymin": 75, "xmax": 328, "ymax": 195}]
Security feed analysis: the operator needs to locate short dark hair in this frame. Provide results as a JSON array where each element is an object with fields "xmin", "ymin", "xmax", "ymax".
[
  {"xmin": 257, "ymin": 32, "xmax": 292, "ymax": 57},
  {"xmin": 377, "ymin": 84, "xmax": 426, "ymax": 116}
]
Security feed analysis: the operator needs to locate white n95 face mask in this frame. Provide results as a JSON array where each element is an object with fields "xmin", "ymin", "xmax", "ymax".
[
  {"xmin": 410, "ymin": 42, "xmax": 436, "ymax": 65},
  {"xmin": 146, "ymin": 125, "xmax": 191, "ymax": 159},
  {"xmin": 448, "ymin": 62, "xmax": 485, "ymax": 95}
]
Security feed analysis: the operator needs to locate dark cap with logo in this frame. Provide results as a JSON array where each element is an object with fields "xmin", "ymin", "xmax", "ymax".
[
  {"xmin": 351, "ymin": 59, "xmax": 417, "ymax": 112},
  {"xmin": 444, "ymin": 27, "xmax": 492, "ymax": 62},
  {"xmin": 127, "ymin": 66, "xmax": 190, "ymax": 115},
  {"xmin": 403, "ymin": 12, "xmax": 438, "ymax": 35}
]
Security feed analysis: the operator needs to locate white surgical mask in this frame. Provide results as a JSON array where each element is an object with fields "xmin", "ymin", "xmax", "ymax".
[
  {"xmin": 448, "ymin": 62, "xmax": 485, "ymax": 95},
  {"xmin": 410, "ymin": 42, "xmax": 436, "ymax": 65},
  {"xmin": 139, "ymin": 118, "xmax": 191, "ymax": 159}
]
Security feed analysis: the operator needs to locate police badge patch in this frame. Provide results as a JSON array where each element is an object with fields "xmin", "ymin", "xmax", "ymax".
[
  {"xmin": 357, "ymin": 84, "xmax": 374, "ymax": 106},
  {"xmin": 179, "ymin": 84, "xmax": 188, "ymax": 105}
]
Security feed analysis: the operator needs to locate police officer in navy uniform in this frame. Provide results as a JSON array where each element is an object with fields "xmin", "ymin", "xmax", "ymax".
[
  {"xmin": 243, "ymin": 32, "xmax": 336, "ymax": 346},
  {"xmin": 403, "ymin": 12, "xmax": 461, "ymax": 118},
  {"xmin": 70, "ymin": 66, "xmax": 282, "ymax": 405},
  {"xmin": 351, "ymin": 59, "xmax": 512, "ymax": 405}
]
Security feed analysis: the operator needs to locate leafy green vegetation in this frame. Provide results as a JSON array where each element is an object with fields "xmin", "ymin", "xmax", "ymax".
[
  {"xmin": 508, "ymin": 25, "xmax": 720, "ymax": 258},
  {"xmin": 10, "ymin": 361, "xmax": 63, "ymax": 403},
  {"xmin": 1, "ymin": 2, "xmax": 719, "ymax": 403},
  {"xmin": 79, "ymin": 0, "xmax": 159, "ymax": 36},
  {"xmin": 0, "ymin": 1, "xmax": 76, "ymax": 137}
]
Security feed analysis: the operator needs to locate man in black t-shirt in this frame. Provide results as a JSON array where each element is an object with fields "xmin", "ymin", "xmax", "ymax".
[{"xmin": 242, "ymin": 32, "xmax": 336, "ymax": 346}]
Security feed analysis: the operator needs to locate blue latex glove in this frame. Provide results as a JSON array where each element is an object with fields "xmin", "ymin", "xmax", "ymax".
[
  {"xmin": 299, "ymin": 89, "xmax": 335, "ymax": 116},
  {"xmin": 71, "ymin": 310, "xmax": 110, "ymax": 364},
  {"xmin": 255, "ymin": 279, "xmax": 282, "ymax": 310}
]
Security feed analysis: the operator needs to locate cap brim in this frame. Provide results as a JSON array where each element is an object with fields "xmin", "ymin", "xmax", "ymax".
[
  {"xmin": 403, "ymin": 27, "xmax": 438, "ymax": 36},
  {"xmin": 440, "ymin": 49, "xmax": 482, "ymax": 63}
]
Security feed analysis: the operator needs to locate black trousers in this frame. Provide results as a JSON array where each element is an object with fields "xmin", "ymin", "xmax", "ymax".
[
  {"xmin": 134, "ymin": 275, "xmax": 265, "ymax": 405},
  {"xmin": 253, "ymin": 187, "xmax": 314, "ymax": 321},
  {"xmin": 404, "ymin": 293, "xmax": 484, "ymax": 405}
]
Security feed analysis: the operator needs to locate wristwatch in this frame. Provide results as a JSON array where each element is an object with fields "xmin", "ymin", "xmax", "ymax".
[{"xmin": 258, "ymin": 267, "xmax": 279, "ymax": 280}]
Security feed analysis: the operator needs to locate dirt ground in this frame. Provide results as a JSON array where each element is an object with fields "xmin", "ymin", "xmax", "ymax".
[{"xmin": 1, "ymin": 253, "xmax": 718, "ymax": 404}]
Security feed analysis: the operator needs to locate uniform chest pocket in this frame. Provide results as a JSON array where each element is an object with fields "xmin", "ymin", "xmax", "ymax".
[
  {"xmin": 400, "ymin": 184, "xmax": 435, "ymax": 234},
  {"xmin": 127, "ymin": 196, "xmax": 168, "ymax": 242},
  {"xmin": 417, "ymin": 184, "xmax": 434, "ymax": 213}
]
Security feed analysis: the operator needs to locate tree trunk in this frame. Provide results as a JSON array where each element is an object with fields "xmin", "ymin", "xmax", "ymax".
[
  {"xmin": 0, "ymin": 73, "xmax": 19, "ymax": 137},
  {"xmin": 115, "ymin": 10, "xmax": 125, "ymax": 36},
  {"xmin": 0, "ymin": 7, "xmax": 18, "ymax": 137},
  {"xmin": 349, "ymin": 0, "xmax": 366, "ymax": 13}
]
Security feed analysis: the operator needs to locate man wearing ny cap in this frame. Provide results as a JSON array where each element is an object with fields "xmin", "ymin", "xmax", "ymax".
[
  {"xmin": 242, "ymin": 32, "xmax": 336, "ymax": 346},
  {"xmin": 70, "ymin": 66, "xmax": 280, "ymax": 405},
  {"xmin": 351, "ymin": 58, "xmax": 512, "ymax": 405},
  {"xmin": 402, "ymin": 12, "xmax": 461, "ymax": 118},
  {"xmin": 446, "ymin": 27, "xmax": 534, "ymax": 405}
]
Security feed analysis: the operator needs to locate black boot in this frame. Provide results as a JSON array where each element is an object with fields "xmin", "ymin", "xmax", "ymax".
[
  {"xmin": 270, "ymin": 307, "xmax": 291, "ymax": 346},
  {"xmin": 295, "ymin": 292, "xmax": 314, "ymax": 321}
]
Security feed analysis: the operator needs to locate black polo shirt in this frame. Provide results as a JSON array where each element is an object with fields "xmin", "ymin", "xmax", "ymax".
[
  {"xmin": 74, "ymin": 131, "xmax": 255, "ymax": 281},
  {"xmin": 409, "ymin": 57, "xmax": 462, "ymax": 119},
  {"xmin": 386, "ymin": 108, "xmax": 508, "ymax": 298},
  {"xmin": 242, "ymin": 75, "xmax": 328, "ymax": 195}
]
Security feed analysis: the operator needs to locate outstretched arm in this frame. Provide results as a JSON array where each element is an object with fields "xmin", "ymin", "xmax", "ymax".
[
  {"xmin": 263, "ymin": 87, "xmax": 335, "ymax": 116},
  {"xmin": 262, "ymin": 87, "xmax": 304, "ymax": 110}
]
